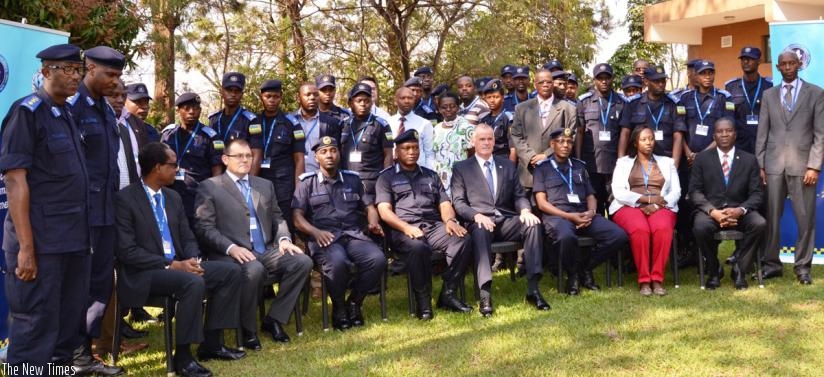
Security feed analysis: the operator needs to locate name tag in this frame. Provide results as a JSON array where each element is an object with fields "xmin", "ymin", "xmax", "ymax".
[
  {"xmin": 250, "ymin": 218, "xmax": 258, "ymax": 230},
  {"xmin": 175, "ymin": 170, "xmax": 186, "ymax": 181},
  {"xmin": 567, "ymin": 193, "xmax": 581, "ymax": 203},
  {"xmin": 162, "ymin": 240, "xmax": 173, "ymax": 256},
  {"xmin": 350, "ymin": 151, "xmax": 362, "ymax": 163},
  {"xmin": 654, "ymin": 130, "xmax": 664, "ymax": 141},
  {"xmin": 261, "ymin": 158, "xmax": 271, "ymax": 169},
  {"xmin": 696, "ymin": 124, "xmax": 709, "ymax": 136},
  {"xmin": 746, "ymin": 115, "xmax": 759, "ymax": 125},
  {"xmin": 599, "ymin": 131, "xmax": 611, "ymax": 141}
]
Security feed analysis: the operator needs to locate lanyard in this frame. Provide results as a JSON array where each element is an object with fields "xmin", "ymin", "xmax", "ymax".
[
  {"xmin": 302, "ymin": 116, "xmax": 319, "ymax": 141},
  {"xmin": 491, "ymin": 112, "xmax": 505, "ymax": 130},
  {"xmin": 646, "ymin": 103, "xmax": 665, "ymax": 130},
  {"xmin": 693, "ymin": 88, "xmax": 716, "ymax": 125},
  {"xmin": 550, "ymin": 158, "xmax": 574, "ymax": 194},
  {"xmin": 216, "ymin": 108, "xmax": 242, "ymax": 141},
  {"xmin": 174, "ymin": 122, "xmax": 203, "ymax": 166},
  {"xmin": 598, "ymin": 92, "xmax": 613, "ymax": 130},
  {"xmin": 782, "ymin": 81, "xmax": 801, "ymax": 111},
  {"xmin": 641, "ymin": 159, "xmax": 654, "ymax": 191},
  {"xmin": 740, "ymin": 77, "xmax": 762, "ymax": 115},
  {"xmin": 417, "ymin": 97, "xmax": 432, "ymax": 111},
  {"xmin": 142, "ymin": 184, "xmax": 167, "ymax": 234},
  {"xmin": 262, "ymin": 115, "xmax": 278, "ymax": 157},
  {"xmin": 349, "ymin": 115, "xmax": 372, "ymax": 149}
]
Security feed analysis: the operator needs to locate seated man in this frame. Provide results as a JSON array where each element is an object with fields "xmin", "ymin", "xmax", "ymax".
[
  {"xmin": 292, "ymin": 136, "xmax": 387, "ymax": 330},
  {"xmin": 194, "ymin": 139, "xmax": 312, "ymax": 350},
  {"xmin": 533, "ymin": 128, "xmax": 628, "ymax": 295},
  {"xmin": 116, "ymin": 142, "xmax": 245, "ymax": 377},
  {"xmin": 376, "ymin": 130, "xmax": 473, "ymax": 320},
  {"xmin": 689, "ymin": 117, "xmax": 765, "ymax": 290},
  {"xmin": 451, "ymin": 124, "xmax": 548, "ymax": 316}
]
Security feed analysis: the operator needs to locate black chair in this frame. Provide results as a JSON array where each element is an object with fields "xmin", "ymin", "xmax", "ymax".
[
  {"xmin": 302, "ymin": 263, "xmax": 388, "ymax": 331},
  {"xmin": 555, "ymin": 236, "xmax": 626, "ymax": 293},
  {"xmin": 112, "ymin": 296, "xmax": 175, "ymax": 377},
  {"xmin": 257, "ymin": 274, "xmax": 306, "ymax": 336},
  {"xmin": 697, "ymin": 229, "xmax": 764, "ymax": 289},
  {"xmin": 603, "ymin": 230, "xmax": 678, "ymax": 288}
]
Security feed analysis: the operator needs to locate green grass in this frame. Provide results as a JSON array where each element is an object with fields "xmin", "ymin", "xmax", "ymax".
[{"xmin": 117, "ymin": 244, "xmax": 824, "ymax": 376}]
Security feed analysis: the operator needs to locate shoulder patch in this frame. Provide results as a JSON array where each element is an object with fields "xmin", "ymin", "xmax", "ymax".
[
  {"xmin": 724, "ymin": 78, "xmax": 738, "ymax": 87},
  {"xmin": 625, "ymin": 93, "xmax": 641, "ymax": 102},
  {"xmin": 764, "ymin": 76, "xmax": 773, "ymax": 83},
  {"xmin": 20, "ymin": 95, "xmax": 42, "ymax": 112},
  {"xmin": 578, "ymin": 92, "xmax": 593, "ymax": 101},
  {"xmin": 201, "ymin": 126, "xmax": 218, "ymax": 138},
  {"xmin": 284, "ymin": 113, "xmax": 300, "ymax": 126},
  {"xmin": 341, "ymin": 170, "xmax": 360, "ymax": 177},
  {"xmin": 422, "ymin": 105, "xmax": 433, "ymax": 113},
  {"xmin": 242, "ymin": 109, "xmax": 256, "ymax": 121},
  {"xmin": 504, "ymin": 111, "xmax": 514, "ymax": 121},
  {"xmin": 67, "ymin": 93, "xmax": 79, "ymax": 106},
  {"xmin": 666, "ymin": 92, "xmax": 682, "ymax": 103},
  {"xmin": 208, "ymin": 110, "xmax": 221, "ymax": 119},
  {"xmin": 719, "ymin": 89, "xmax": 732, "ymax": 98},
  {"xmin": 161, "ymin": 123, "xmax": 178, "ymax": 133},
  {"xmin": 298, "ymin": 171, "xmax": 317, "ymax": 181},
  {"xmin": 535, "ymin": 157, "xmax": 551, "ymax": 166}
]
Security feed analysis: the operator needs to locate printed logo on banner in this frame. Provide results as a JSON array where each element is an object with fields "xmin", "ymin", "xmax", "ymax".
[
  {"xmin": 784, "ymin": 44, "xmax": 811, "ymax": 71},
  {"xmin": 0, "ymin": 54, "xmax": 9, "ymax": 93}
]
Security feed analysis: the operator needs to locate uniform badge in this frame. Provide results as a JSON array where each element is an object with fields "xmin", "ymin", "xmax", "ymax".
[
  {"xmin": 213, "ymin": 140, "xmax": 225, "ymax": 150},
  {"xmin": 385, "ymin": 131, "xmax": 394, "ymax": 141},
  {"xmin": 322, "ymin": 136, "xmax": 332, "ymax": 145},
  {"xmin": 249, "ymin": 123, "xmax": 262, "ymax": 135},
  {"xmin": 676, "ymin": 106, "xmax": 686, "ymax": 115},
  {"xmin": 293, "ymin": 129, "xmax": 305, "ymax": 140},
  {"xmin": 725, "ymin": 102, "xmax": 735, "ymax": 111}
]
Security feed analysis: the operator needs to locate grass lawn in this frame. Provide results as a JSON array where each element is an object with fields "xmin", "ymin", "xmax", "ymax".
[{"xmin": 117, "ymin": 244, "xmax": 824, "ymax": 376}]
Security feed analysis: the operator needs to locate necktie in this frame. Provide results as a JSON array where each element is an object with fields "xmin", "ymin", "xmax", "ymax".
[
  {"xmin": 722, "ymin": 153, "xmax": 730, "ymax": 186},
  {"xmin": 541, "ymin": 101, "xmax": 551, "ymax": 129},
  {"xmin": 239, "ymin": 179, "xmax": 266, "ymax": 253},
  {"xmin": 484, "ymin": 160, "xmax": 495, "ymax": 198},
  {"xmin": 152, "ymin": 193, "xmax": 175, "ymax": 261},
  {"xmin": 784, "ymin": 84, "xmax": 794, "ymax": 111},
  {"xmin": 398, "ymin": 116, "xmax": 406, "ymax": 135}
]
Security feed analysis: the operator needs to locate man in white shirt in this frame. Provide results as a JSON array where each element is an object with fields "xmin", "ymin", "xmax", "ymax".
[{"xmin": 389, "ymin": 86, "xmax": 435, "ymax": 169}]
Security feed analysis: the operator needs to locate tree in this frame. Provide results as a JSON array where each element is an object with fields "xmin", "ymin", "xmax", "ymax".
[{"xmin": 608, "ymin": 0, "xmax": 667, "ymax": 86}]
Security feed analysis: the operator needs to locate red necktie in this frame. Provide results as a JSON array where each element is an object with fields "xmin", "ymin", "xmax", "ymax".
[{"xmin": 398, "ymin": 116, "xmax": 406, "ymax": 135}]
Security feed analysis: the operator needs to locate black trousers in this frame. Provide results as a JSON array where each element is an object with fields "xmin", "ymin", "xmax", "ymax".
[
  {"xmin": 692, "ymin": 210, "xmax": 766, "ymax": 276},
  {"xmin": 83, "ymin": 224, "xmax": 116, "ymax": 340},
  {"xmin": 310, "ymin": 236, "xmax": 387, "ymax": 304},
  {"xmin": 390, "ymin": 222, "xmax": 471, "ymax": 296},
  {"xmin": 543, "ymin": 215, "xmax": 627, "ymax": 274},
  {"xmin": 470, "ymin": 216, "xmax": 543, "ymax": 289}
]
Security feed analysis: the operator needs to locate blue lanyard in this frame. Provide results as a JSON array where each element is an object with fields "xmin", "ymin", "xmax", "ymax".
[
  {"xmin": 550, "ymin": 158, "xmax": 574, "ymax": 194},
  {"xmin": 417, "ymin": 97, "xmax": 432, "ymax": 111},
  {"xmin": 262, "ymin": 115, "xmax": 278, "ymax": 157},
  {"xmin": 303, "ymin": 116, "xmax": 319, "ymax": 141},
  {"xmin": 641, "ymin": 159, "xmax": 655, "ymax": 191},
  {"xmin": 740, "ymin": 77, "xmax": 762, "ymax": 115},
  {"xmin": 693, "ymin": 88, "xmax": 717, "ymax": 125},
  {"xmin": 142, "ymin": 184, "xmax": 167, "ymax": 233},
  {"xmin": 349, "ymin": 115, "xmax": 372, "ymax": 149},
  {"xmin": 598, "ymin": 92, "xmax": 613, "ymax": 130},
  {"xmin": 646, "ymin": 104, "xmax": 665, "ymax": 130},
  {"xmin": 782, "ymin": 81, "xmax": 801, "ymax": 111},
  {"xmin": 174, "ymin": 122, "xmax": 203, "ymax": 165},
  {"xmin": 491, "ymin": 112, "xmax": 505, "ymax": 130},
  {"xmin": 216, "ymin": 108, "xmax": 242, "ymax": 141}
]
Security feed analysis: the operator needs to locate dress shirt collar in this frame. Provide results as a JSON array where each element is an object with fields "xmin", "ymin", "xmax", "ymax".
[
  {"xmin": 717, "ymin": 146, "xmax": 735, "ymax": 162},
  {"xmin": 537, "ymin": 94, "xmax": 554, "ymax": 109},
  {"xmin": 475, "ymin": 154, "xmax": 494, "ymax": 169},
  {"xmin": 226, "ymin": 170, "xmax": 249, "ymax": 185}
]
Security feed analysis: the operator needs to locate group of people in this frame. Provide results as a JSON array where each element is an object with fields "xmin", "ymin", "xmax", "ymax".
[{"xmin": 2, "ymin": 40, "xmax": 822, "ymax": 377}]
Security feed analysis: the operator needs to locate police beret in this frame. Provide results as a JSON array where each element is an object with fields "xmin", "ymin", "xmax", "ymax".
[
  {"xmin": 592, "ymin": 63, "xmax": 613, "ymax": 77},
  {"xmin": 739, "ymin": 46, "xmax": 761, "ymax": 60},
  {"xmin": 126, "ymin": 83, "xmax": 152, "ymax": 101},
  {"xmin": 621, "ymin": 75, "xmax": 643, "ymax": 89},
  {"xmin": 551, "ymin": 70, "xmax": 569, "ymax": 80},
  {"xmin": 394, "ymin": 129, "xmax": 420, "ymax": 145},
  {"xmin": 475, "ymin": 76, "xmax": 493, "ymax": 90},
  {"xmin": 311, "ymin": 136, "xmax": 339, "ymax": 151},
  {"xmin": 543, "ymin": 59, "xmax": 563, "ymax": 71},
  {"xmin": 686, "ymin": 59, "xmax": 701, "ymax": 69},
  {"xmin": 315, "ymin": 74, "xmax": 336, "ymax": 89},
  {"xmin": 36, "ymin": 44, "xmax": 82, "ymax": 62},
  {"xmin": 643, "ymin": 66, "xmax": 668, "ymax": 80},
  {"xmin": 567, "ymin": 73, "xmax": 579, "ymax": 84},
  {"xmin": 414, "ymin": 66, "xmax": 433, "ymax": 76},
  {"xmin": 222, "ymin": 72, "xmax": 246, "ymax": 89},
  {"xmin": 348, "ymin": 83, "xmax": 372, "ymax": 100},
  {"xmin": 694, "ymin": 60, "xmax": 715, "ymax": 73},
  {"xmin": 480, "ymin": 79, "xmax": 505, "ymax": 94},
  {"xmin": 500, "ymin": 64, "xmax": 515, "ymax": 76},
  {"xmin": 175, "ymin": 92, "xmax": 201, "ymax": 107},
  {"xmin": 84, "ymin": 46, "xmax": 126, "ymax": 70},
  {"xmin": 431, "ymin": 83, "xmax": 449, "ymax": 97},
  {"xmin": 513, "ymin": 66, "xmax": 530, "ymax": 79},
  {"xmin": 260, "ymin": 79, "xmax": 282, "ymax": 92},
  {"xmin": 404, "ymin": 77, "xmax": 423, "ymax": 87},
  {"xmin": 549, "ymin": 127, "xmax": 576, "ymax": 139}
]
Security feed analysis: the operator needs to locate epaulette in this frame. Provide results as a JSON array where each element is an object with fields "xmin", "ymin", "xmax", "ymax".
[
  {"xmin": 67, "ymin": 93, "xmax": 79, "ymax": 107},
  {"xmin": 85, "ymin": 96, "xmax": 95, "ymax": 106},
  {"xmin": 422, "ymin": 104, "xmax": 434, "ymax": 113},
  {"xmin": 379, "ymin": 166, "xmax": 394, "ymax": 174},
  {"xmin": 724, "ymin": 78, "xmax": 738, "ymax": 87},
  {"xmin": 242, "ymin": 109, "xmax": 256, "ymax": 121},
  {"xmin": 764, "ymin": 76, "xmax": 773, "ymax": 83},
  {"xmin": 535, "ymin": 157, "xmax": 551, "ymax": 166},
  {"xmin": 341, "ymin": 170, "xmax": 360, "ymax": 177},
  {"xmin": 201, "ymin": 126, "xmax": 218, "ymax": 138},
  {"xmin": 20, "ymin": 95, "xmax": 42, "ymax": 112},
  {"xmin": 298, "ymin": 171, "xmax": 316, "ymax": 181},
  {"xmin": 578, "ymin": 92, "xmax": 593, "ymax": 101},
  {"xmin": 284, "ymin": 113, "xmax": 300, "ymax": 126},
  {"xmin": 571, "ymin": 157, "xmax": 587, "ymax": 166},
  {"xmin": 375, "ymin": 116, "xmax": 389, "ymax": 127},
  {"xmin": 208, "ymin": 110, "xmax": 221, "ymax": 119},
  {"xmin": 504, "ymin": 111, "xmax": 514, "ymax": 121},
  {"xmin": 719, "ymin": 89, "xmax": 732, "ymax": 99},
  {"xmin": 339, "ymin": 107, "xmax": 352, "ymax": 115},
  {"xmin": 161, "ymin": 123, "xmax": 177, "ymax": 133},
  {"xmin": 666, "ymin": 92, "xmax": 682, "ymax": 103},
  {"xmin": 624, "ymin": 93, "xmax": 641, "ymax": 102}
]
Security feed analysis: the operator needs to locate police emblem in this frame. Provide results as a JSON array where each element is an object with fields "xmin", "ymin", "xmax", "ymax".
[
  {"xmin": 412, "ymin": 130, "xmax": 419, "ymax": 139},
  {"xmin": 230, "ymin": 75, "xmax": 238, "ymax": 82},
  {"xmin": 563, "ymin": 128, "xmax": 573, "ymax": 137},
  {"xmin": 784, "ymin": 44, "xmax": 811, "ymax": 71},
  {"xmin": 0, "ymin": 54, "xmax": 9, "ymax": 93},
  {"xmin": 322, "ymin": 136, "xmax": 332, "ymax": 145}
]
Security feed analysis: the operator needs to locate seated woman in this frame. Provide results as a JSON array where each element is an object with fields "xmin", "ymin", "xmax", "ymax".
[{"xmin": 609, "ymin": 126, "xmax": 681, "ymax": 296}]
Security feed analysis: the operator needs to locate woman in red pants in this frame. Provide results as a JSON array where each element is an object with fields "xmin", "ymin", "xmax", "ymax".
[{"xmin": 610, "ymin": 127, "xmax": 681, "ymax": 296}]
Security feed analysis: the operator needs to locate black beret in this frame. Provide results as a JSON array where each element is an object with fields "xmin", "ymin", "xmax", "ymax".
[
  {"xmin": 592, "ymin": 63, "xmax": 614, "ymax": 77},
  {"xmin": 394, "ymin": 129, "xmax": 420, "ymax": 145},
  {"xmin": 348, "ymin": 83, "xmax": 372, "ymax": 100},
  {"xmin": 480, "ymin": 79, "xmax": 505, "ymax": 94},
  {"xmin": 414, "ymin": 66, "xmax": 433, "ymax": 76},
  {"xmin": 36, "ymin": 44, "xmax": 83, "ymax": 62},
  {"xmin": 404, "ymin": 77, "xmax": 423, "ymax": 87},
  {"xmin": 125, "ymin": 83, "xmax": 152, "ymax": 101},
  {"xmin": 315, "ymin": 74, "xmax": 336, "ymax": 89},
  {"xmin": 84, "ymin": 46, "xmax": 126, "ymax": 69},
  {"xmin": 549, "ymin": 127, "xmax": 576, "ymax": 139},
  {"xmin": 431, "ymin": 83, "xmax": 449, "ymax": 97},
  {"xmin": 175, "ymin": 92, "xmax": 201, "ymax": 107},
  {"xmin": 513, "ymin": 66, "xmax": 530, "ymax": 79},
  {"xmin": 311, "ymin": 136, "xmax": 339, "ymax": 152},
  {"xmin": 222, "ymin": 72, "xmax": 246, "ymax": 89},
  {"xmin": 621, "ymin": 75, "xmax": 643, "ymax": 89},
  {"xmin": 260, "ymin": 79, "xmax": 282, "ymax": 92}
]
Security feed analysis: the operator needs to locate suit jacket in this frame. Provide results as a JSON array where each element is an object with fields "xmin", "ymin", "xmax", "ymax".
[
  {"xmin": 509, "ymin": 96, "xmax": 577, "ymax": 188},
  {"xmin": 609, "ymin": 154, "xmax": 681, "ymax": 215},
  {"xmin": 115, "ymin": 182, "xmax": 201, "ymax": 307},
  {"xmin": 451, "ymin": 155, "xmax": 530, "ymax": 221},
  {"xmin": 689, "ymin": 147, "xmax": 763, "ymax": 214},
  {"xmin": 194, "ymin": 173, "xmax": 290, "ymax": 260},
  {"xmin": 756, "ymin": 79, "xmax": 824, "ymax": 175}
]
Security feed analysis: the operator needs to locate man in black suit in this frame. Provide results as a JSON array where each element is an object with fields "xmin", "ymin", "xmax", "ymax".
[
  {"xmin": 690, "ymin": 117, "xmax": 765, "ymax": 290},
  {"xmin": 451, "ymin": 124, "xmax": 548, "ymax": 315},
  {"xmin": 116, "ymin": 142, "xmax": 245, "ymax": 377}
]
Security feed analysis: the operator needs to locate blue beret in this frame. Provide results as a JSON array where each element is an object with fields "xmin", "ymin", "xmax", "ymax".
[
  {"xmin": 551, "ymin": 70, "xmax": 569, "ymax": 80},
  {"xmin": 414, "ymin": 66, "xmax": 433, "ymax": 76},
  {"xmin": 643, "ymin": 66, "xmax": 667, "ymax": 80},
  {"xmin": 739, "ymin": 46, "xmax": 761, "ymax": 60},
  {"xmin": 84, "ymin": 46, "xmax": 125, "ymax": 69},
  {"xmin": 175, "ymin": 92, "xmax": 201, "ymax": 107},
  {"xmin": 260, "ymin": 79, "xmax": 282, "ymax": 92},
  {"xmin": 36, "ymin": 44, "xmax": 82, "ymax": 62},
  {"xmin": 315, "ymin": 74, "xmax": 336, "ymax": 89},
  {"xmin": 480, "ymin": 79, "xmax": 505, "ymax": 94},
  {"xmin": 475, "ymin": 76, "xmax": 493, "ymax": 90},
  {"xmin": 543, "ymin": 59, "xmax": 563, "ymax": 71},
  {"xmin": 431, "ymin": 83, "xmax": 449, "ymax": 97},
  {"xmin": 550, "ymin": 127, "xmax": 575, "ymax": 139},
  {"xmin": 513, "ymin": 66, "xmax": 530, "ymax": 79},
  {"xmin": 222, "ymin": 72, "xmax": 245, "ymax": 89},
  {"xmin": 621, "ymin": 75, "xmax": 642, "ymax": 89},
  {"xmin": 348, "ymin": 83, "xmax": 372, "ymax": 100},
  {"xmin": 126, "ymin": 83, "xmax": 151, "ymax": 101},
  {"xmin": 404, "ymin": 77, "xmax": 423, "ymax": 87},
  {"xmin": 500, "ymin": 64, "xmax": 515, "ymax": 76},
  {"xmin": 592, "ymin": 63, "xmax": 613, "ymax": 77},
  {"xmin": 695, "ymin": 60, "xmax": 715, "ymax": 73},
  {"xmin": 394, "ymin": 129, "xmax": 420, "ymax": 145},
  {"xmin": 312, "ymin": 136, "xmax": 339, "ymax": 152}
]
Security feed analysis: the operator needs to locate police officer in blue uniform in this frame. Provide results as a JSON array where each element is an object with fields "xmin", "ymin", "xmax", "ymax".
[
  {"xmin": 67, "ymin": 45, "xmax": 127, "ymax": 376},
  {"xmin": 414, "ymin": 66, "xmax": 440, "ymax": 123},
  {"xmin": 341, "ymin": 83, "xmax": 394, "ymax": 197},
  {"xmin": 552, "ymin": 70, "xmax": 569, "ymax": 100},
  {"xmin": 479, "ymin": 79, "xmax": 516, "ymax": 160},
  {"xmin": 293, "ymin": 136, "xmax": 387, "ymax": 330},
  {"xmin": 565, "ymin": 73, "xmax": 580, "ymax": 104},
  {"xmin": 406, "ymin": 76, "xmax": 439, "ymax": 124},
  {"xmin": 316, "ymin": 74, "xmax": 352, "ymax": 124},
  {"xmin": 122, "ymin": 83, "xmax": 160, "ymax": 147},
  {"xmin": 725, "ymin": 47, "xmax": 772, "ymax": 154},
  {"xmin": 500, "ymin": 64, "xmax": 515, "ymax": 94},
  {"xmin": 162, "ymin": 93, "xmax": 224, "ymax": 227},
  {"xmin": 208, "ymin": 72, "xmax": 258, "ymax": 144},
  {"xmin": 0, "ymin": 43, "xmax": 93, "ymax": 374},
  {"xmin": 376, "ymin": 130, "xmax": 473, "ymax": 320},
  {"xmin": 503, "ymin": 66, "xmax": 534, "ymax": 112},
  {"xmin": 620, "ymin": 75, "xmax": 643, "ymax": 100},
  {"xmin": 577, "ymin": 63, "xmax": 626, "ymax": 215},
  {"xmin": 543, "ymin": 59, "xmax": 563, "ymax": 73},
  {"xmin": 533, "ymin": 128, "xmax": 627, "ymax": 295}
]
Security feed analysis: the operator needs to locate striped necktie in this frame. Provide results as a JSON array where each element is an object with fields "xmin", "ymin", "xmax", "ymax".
[{"xmin": 722, "ymin": 153, "xmax": 730, "ymax": 186}]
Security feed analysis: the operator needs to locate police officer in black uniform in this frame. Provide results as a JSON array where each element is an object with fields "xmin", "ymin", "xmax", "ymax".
[
  {"xmin": 293, "ymin": 136, "xmax": 387, "ymax": 330},
  {"xmin": 414, "ymin": 66, "xmax": 439, "ymax": 121},
  {"xmin": 500, "ymin": 64, "xmax": 515, "ymax": 94},
  {"xmin": 577, "ymin": 63, "xmax": 626, "ymax": 215},
  {"xmin": 316, "ymin": 74, "xmax": 352, "ymax": 124},
  {"xmin": 341, "ymin": 83, "xmax": 394, "ymax": 197},
  {"xmin": 504, "ymin": 66, "xmax": 533, "ymax": 112},
  {"xmin": 208, "ymin": 72, "xmax": 258, "ymax": 144},
  {"xmin": 162, "ymin": 93, "xmax": 224, "ymax": 227},
  {"xmin": 67, "ymin": 45, "xmax": 126, "ymax": 376},
  {"xmin": 565, "ymin": 73, "xmax": 580, "ymax": 103},
  {"xmin": 0, "ymin": 43, "xmax": 92, "ymax": 375},
  {"xmin": 122, "ymin": 83, "xmax": 160, "ymax": 147},
  {"xmin": 406, "ymin": 76, "xmax": 439, "ymax": 124},
  {"xmin": 725, "ymin": 47, "xmax": 772, "ymax": 154},
  {"xmin": 533, "ymin": 128, "xmax": 627, "ymax": 295},
  {"xmin": 620, "ymin": 75, "xmax": 643, "ymax": 99},
  {"xmin": 479, "ymin": 79, "xmax": 516, "ymax": 161},
  {"xmin": 376, "ymin": 130, "xmax": 473, "ymax": 320}
]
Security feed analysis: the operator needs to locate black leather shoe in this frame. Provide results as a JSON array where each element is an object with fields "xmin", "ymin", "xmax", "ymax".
[
  {"xmin": 759, "ymin": 268, "xmax": 783, "ymax": 280},
  {"xmin": 798, "ymin": 273, "xmax": 813, "ymax": 285},
  {"xmin": 175, "ymin": 360, "xmax": 213, "ymax": 377},
  {"xmin": 129, "ymin": 307, "xmax": 157, "ymax": 323},
  {"xmin": 261, "ymin": 318, "xmax": 290, "ymax": 342},
  {"xmin": 580, "ymin": 270, "xmax": 600, "ymax": 291},
  {"xmin": 479, "ymin": 296, "xmax": 493, "ymax": 317},
  {"xmin": 120, "ymin": 319, "xmax": 148, "ymax": 339},
  {"xmin": 525, "ymin": 291, "xmax": 551, "ymax": 311},
  {"xmin": 436, "ymin": 287, "xmax": 472, "ymax": 313},
  {"xmin": 73, "ymin": 359, "xmax": 125, "ymax": 376},
  {"xmin": 415, "ymin": 294, "xmax": 434, "ymax": 320},
  {"xmin": 347, "ymin": 301, "xmax": 364, "ymax": 327},
  {"xmin": 705, "ymin": 275, "xmax": 720, "ymax": 290},
  {"xmin": 332, "ymin": 305, "xmax": 351, "ymax": 331},
  {"xmin": 565, "ymin": 275, "xmax": 580, "ymax": 296},
  {"xmin": 242, "ymin": 333, "xmax": 262, "ymax": 351},
  {"xmin": 731, "ymin": 264, "xmax": 748, "ymax": 290},
  {"xmin": 196, "ymin": 345, "xmax": 246, "ymax": 361},
  {"xmin": 417, "ymin": 307, "xmax": 433, "ymax": 321}
]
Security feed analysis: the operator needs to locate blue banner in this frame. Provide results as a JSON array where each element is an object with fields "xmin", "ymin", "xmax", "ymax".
[{"xmin": 768, "ymin": 21, "xmax": 824, "ymax": 264}]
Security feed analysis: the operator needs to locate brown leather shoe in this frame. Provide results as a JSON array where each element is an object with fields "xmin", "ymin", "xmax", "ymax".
[{"xmin": 639, "ymin": 283, "xmax": 652, "ymax": 296}]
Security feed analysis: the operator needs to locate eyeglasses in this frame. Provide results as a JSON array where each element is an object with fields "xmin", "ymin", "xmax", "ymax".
[
  {"xmin": 47, "ymin": 65, "xmax": 85, "ymax": 76},
  {"xmin": 225, "ymin": 154, "xmax": 253, "ymax": 160}
]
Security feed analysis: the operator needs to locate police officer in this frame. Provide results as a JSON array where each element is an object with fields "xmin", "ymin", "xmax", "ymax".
[
  {"xmin": 67, "ymin": 45, "xmax": 126, "ymax": 376},
  {"xmin": 294, "ymin": 82, "xmax": 345, "ymax": 174},
  {"xmin": 208, "ymin": 72, "xmax": 258, "ymax": 144},
  {"xmin": 479, "ymin": 79, "xmax": 516, "ymax": 161},
  {"xmin": 406, "ymin": 76, "xmax": 439, "ymax": 124},
  {"xmin": 577, "ymin": 63, "xmax": 626, "ymax": 215},
  {"xmin": 504, "ymin": 66, "xmax": 533, "ymax": 112},
  {"xmin": 375, "ymin": 130, "xmax": 472, "ymax": 320},
  {"xmin": 123, "ymin": 83, "xmax": 160, "ymax": 148},
  {"xmin": 552, "ymin": 70, "xmax": 569, "ymax": 99},
  {"xmin": 292, "ymin": 136, "xmax": 387, "ymax": 330},
  {"xmin": 725, "ymin": 47, "xmax": 772, "ymax": 153},
  {"xmin": 620, "ymin": 75, "xmax": 643, "ymax": 100},
  {"xmin": 414, "ymin": 66, "xmax": 440, "ymax": 123},
  {"xmin": 316, "ymin": 74, "xmax": 352, "ymax": 124},
  {"xmin": 250, "ymin": 79, "xmax": 306, "ymax": 231},
  {"xmin": 162, "ymin": 92, "xmax": 224, "ymax": 227},
  {"xmin": 543, "ymin": 59, "xmax": 564, "ymax": 73},
  {"xmin": 0, "ymin": 43, "xmax": 93, "ymax": 374},
  {"xmin": 341, "ymin": 83, "xmax": 394, "ymax": 197},
  {"xmin": 533, "ymin": 128, "xmax": 627, "ymax": 295},
  {"xmin": 565, "ymin": 73, "xmax": 580, "ymax": 103},
  {"xmin": 500, "ymin": 64, "xmax": 515, "ymax": 93}
]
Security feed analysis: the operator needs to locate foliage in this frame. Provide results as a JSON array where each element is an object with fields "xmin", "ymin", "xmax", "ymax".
[{"xmin": 608, "ymin": 0, "xmax": 667, "ymax": 84}]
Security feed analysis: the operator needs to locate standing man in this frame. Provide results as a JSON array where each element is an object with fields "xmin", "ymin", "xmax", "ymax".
[
  {"xmin": 341, "ymin": 83, "xmax": 394, "ymax": 197},
  {"xmin": 451, "ymin": 124, "xmax": 547, "ymax": 315},
  {"xmin": 756, "ymin": 51, "xmax": 824, "ymax": 284},
  {"xmin": 726, "ymin": 47, "xmax": 773, "ymax": 154},
  {"xmin": 565, "ymin": 73, "xmax": 580, "ymax": 103},
  {"xmin": 294, "ymin": 83, "xmax": 344, "ymax": 174},
  {"xmin": 195, "ymin": 139, "xmax": 312, "ymax": 348},
  {"xmin": 620, "ymin": 75, "xmax": 643, "ymax": 100},
  {"xmin": 316, "ymin": 74, "xmax": 352, "ymax": 124},
  {"xmin": 413, "ymin": 67, "xmax": 440, "ymax": 124},
  {"xmin": 509, "ymin": 68, "xmax": 578, "ymax": 196},
  {"xmin": 208, "ymin": 72, "xmax": 258, "ymax": 144},
  {"xmin": 358, "ymin": 76, "xmax": 392, "ymax": 122},
  {"xmin": 376, "ymin": 130, "xmax": 473, "ymax": 320},
  {"xmin": 68, "ymin": 45, "xmax": 126, "ymax": 376},
  {"xmin": 389, "ymin": 86, "xmax": 435, "ymax": 169},
  {"xmin": 500, "ymin": 64, "xmax": 516, "ymax": 94},
  {"xmin": 504, "ymin": 66, "xmax": 533, "ymax": 112},
  {"xmin": 0, "ymin": 43, "xmax": 91, "ymax": 375},
  {"xmin": 123, "ymin": 83, "xmax": 160, "ymax": 148}
]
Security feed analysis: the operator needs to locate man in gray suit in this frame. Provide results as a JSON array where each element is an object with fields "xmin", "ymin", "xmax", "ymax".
[
  {"xmin": 756, "ymin": 51, "xmax": 824, "ymax": 285},
  {"xmin": 195, "ymin": 138, "xmax": 312, "ymax": 349},
  {"xmin": 510, "ymin": 68, "xmax": 578, "ymax": 195}
]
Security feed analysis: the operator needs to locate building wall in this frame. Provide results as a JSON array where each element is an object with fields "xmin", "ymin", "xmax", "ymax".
[{"xmin": 688, "ymin": 18, "xmax": 774, "ymax": 83}]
